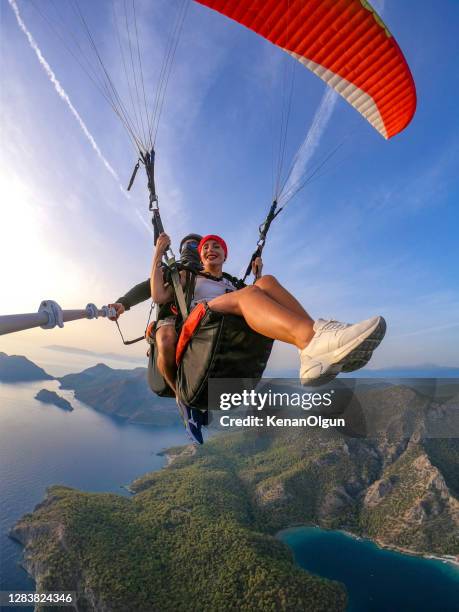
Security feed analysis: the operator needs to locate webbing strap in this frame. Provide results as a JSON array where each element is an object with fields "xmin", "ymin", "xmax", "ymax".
[
  {"xmin": 166, "ymin": 256, "xmax": 188, "ymax": 321},
  {"xmin": 144, "ymin": 148, "xmax": 188, "ymax": 321}
]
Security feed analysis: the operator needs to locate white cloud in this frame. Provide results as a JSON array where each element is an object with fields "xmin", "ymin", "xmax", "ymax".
[{"xmin": 7, "ymin": 0, "xmax": 126, "ymax": 194}]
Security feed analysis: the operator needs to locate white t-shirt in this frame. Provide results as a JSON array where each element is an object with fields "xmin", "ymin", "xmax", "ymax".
[{"xmin": 191, "ymin": 274, "xmax": 237, "ymax": 308}]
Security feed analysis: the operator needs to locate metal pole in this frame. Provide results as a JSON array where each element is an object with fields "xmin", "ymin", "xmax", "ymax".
[
  {"xmin": 0, "ymin": 301, "xmax": 115, "ymax": 337},
  {"xmin": 0, "ymin": 312, "xmax": 49, "ymax": 335}
]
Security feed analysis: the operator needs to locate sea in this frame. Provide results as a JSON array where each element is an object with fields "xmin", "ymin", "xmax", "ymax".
[
  {"xmin": 0, "ymin": 380, "xmax": 186, "ymax": 605},
  {"xmin": 279, "ymin": 527, "xmax": 459, "ymax": 612},
  {"xmin": 1, "ymin": 380, "xmax": 458, "ymax": 612}
]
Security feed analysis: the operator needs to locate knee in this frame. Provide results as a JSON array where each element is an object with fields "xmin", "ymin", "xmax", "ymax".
[
  {"xmin": 255, "ymin": 274, "xmax": 277, "ymax": 288},
  {"xmin": 242, "ymin": 284, "xmax": 263, "ymax": 296},
  {"xmin": 156, "ymin": 327, "xmax": 177, "ymax": 353}
]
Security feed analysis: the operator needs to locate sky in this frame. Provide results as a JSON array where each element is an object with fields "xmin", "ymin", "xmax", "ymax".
[{"xmin": 1, "ymin": 0, "xmax": 458, "ymax": 376}]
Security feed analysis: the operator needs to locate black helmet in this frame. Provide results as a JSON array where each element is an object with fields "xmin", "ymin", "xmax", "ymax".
[{"xmin": 179, "ymin": 233, "xmax": 202, "ymax": 253}]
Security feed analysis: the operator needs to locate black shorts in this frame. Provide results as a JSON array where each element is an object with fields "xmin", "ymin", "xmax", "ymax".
[
  {"xmin": 157, "ymin": 302, "xmax": 178, "ymax": 319},
  {"xmin": 156, "ymin": 302, "xmax": 178, "ymax": 330}
]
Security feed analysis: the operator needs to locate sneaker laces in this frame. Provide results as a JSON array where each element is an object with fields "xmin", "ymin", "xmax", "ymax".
[{"xmin": 320, "ymin": 319, "xmax": 350, "ymax": 332}]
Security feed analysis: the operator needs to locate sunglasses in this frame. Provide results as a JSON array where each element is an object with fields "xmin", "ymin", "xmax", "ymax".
[{"xmin": 181, "ymin": 240, "xmax": 199, "ymax": 251}]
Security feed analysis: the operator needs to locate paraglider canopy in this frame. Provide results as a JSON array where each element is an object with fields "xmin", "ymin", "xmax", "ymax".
[{"xmin": 195, "ymin": 0, "xmax": 416, "ymax": 139}]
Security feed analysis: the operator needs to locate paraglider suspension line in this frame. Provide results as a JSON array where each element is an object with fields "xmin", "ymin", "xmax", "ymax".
[
  {"xmin": 243, "ymin": 200, "xmax": 283, "ymax": 282},
  {"xmin": 139, "ymin": 148, "xmax": 188, "ymax": 321}
]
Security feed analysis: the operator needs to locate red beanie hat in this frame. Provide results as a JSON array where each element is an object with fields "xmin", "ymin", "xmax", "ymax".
[{"xmin": 198, "ymin": 234, "xmax": 228, "ymax": 258}]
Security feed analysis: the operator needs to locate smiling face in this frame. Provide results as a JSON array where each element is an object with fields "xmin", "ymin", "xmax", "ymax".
[{"xmin": 200, "ymin": 239, "xmax": 226, "ymax": 268}]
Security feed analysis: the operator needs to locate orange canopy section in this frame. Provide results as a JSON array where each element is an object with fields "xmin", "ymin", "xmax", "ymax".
[{"xmin": 194, "ymin": 0, "xmax": 416, "ymax": 139}]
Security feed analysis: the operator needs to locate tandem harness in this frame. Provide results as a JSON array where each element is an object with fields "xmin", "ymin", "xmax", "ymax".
[
  {"xmin": 124, "ymin": 148, "xmax": 278, "ymax": 406},
  {"xmin": 146, "ymin": 268, "xmax": 273, "ymax": 408},
  {"xmin": 147, "ymin": 267, "xmax": 244, "ymax": 342}
]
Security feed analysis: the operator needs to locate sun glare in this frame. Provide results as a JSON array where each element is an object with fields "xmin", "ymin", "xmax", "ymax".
[{"xmin": 0, "ymin": 172, "xmax": 80, "ymax": 313}]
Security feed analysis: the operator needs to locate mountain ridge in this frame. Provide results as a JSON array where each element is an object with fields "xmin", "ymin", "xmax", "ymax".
[
  {"xmin": 58, "ymin": 362, "xmax": 179, "ymax": 426},
  {"xmin": 10, "ymin": 382, "xmax": 459, "ymax": 611},
  {"xmin": 0, "ymin": 352, "xmax": 54, "ymax": 382}
]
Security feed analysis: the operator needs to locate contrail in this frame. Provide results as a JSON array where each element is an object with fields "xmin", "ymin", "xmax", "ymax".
[
  {"xmin": 279, "ymin": 2, "xmax": 386, "ymax": 203},
  {"xmin": 8, "ymin": 0, "xmax": 127, "ymax": 195},
  {"xmin": 281, "ymin": 87, "xmax": 338, "ymax": 200},
  {"xmin": 395, "ymin": 322, "xmax": 459, "ymax": 339},
  {"xmin": 134, "ymin": 208, "xmax": 153, "ymax": 236}
]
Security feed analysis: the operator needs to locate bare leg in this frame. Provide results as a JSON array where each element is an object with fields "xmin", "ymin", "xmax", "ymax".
[
  {"xmin": 255, "ymin": 274, "xmax": 313, "ymax": 320},
  {"xmin": 155, "ymin": 325, "xmax": 177, "ymax": 393},
  {"xmin": 208, "ymin": 284, "xmax": 314, "ymax": 349}
]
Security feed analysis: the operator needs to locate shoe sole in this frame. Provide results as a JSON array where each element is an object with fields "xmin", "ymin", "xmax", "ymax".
[
  {"xmin": 302, "ymin": 317, "xmax": 386, "ymax": 386},
  {"xmin": 341, "ymin": 317, "xmax": 386, "ymax": 372}
]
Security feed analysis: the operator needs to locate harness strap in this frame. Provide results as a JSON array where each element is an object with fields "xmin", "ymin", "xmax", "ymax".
[
  {"xmin": 143, "ymin": 148, "xmax": 188, "ymax": 321},
  {"xmin": 196, "ymin": 270, "xmax": 243, "ymax": 289},
  {"xmin": 185, "ymin": 270, "xmax": 197, "ymax": 310}
]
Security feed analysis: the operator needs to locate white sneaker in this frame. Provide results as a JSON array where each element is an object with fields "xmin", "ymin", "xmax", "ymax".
[{"xmin": 299, "ymin": 316, "xmax": 386, "ymax": 386}]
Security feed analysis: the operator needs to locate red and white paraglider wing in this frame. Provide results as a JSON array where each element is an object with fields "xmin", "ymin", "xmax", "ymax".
[{"xmin": 194, "ymin": 0, "xmax": 416, "ymax": 139}]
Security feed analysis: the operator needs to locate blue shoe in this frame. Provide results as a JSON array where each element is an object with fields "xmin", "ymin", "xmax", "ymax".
[{"xmin": 176, "ymin": 399, "xmax": 204, "ymax": 445}]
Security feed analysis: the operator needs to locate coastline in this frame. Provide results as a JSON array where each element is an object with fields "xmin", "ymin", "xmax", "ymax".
[
  {"xmin": 344, "ymin": 529, "xmax": 459, "ymax": 569},
  {"xmin": 5, "ymin": 381, "xmax": 458, "ymax": 606},
  {"xmin": 373, "ymin": 537, "xmax": 459, "ymax": 568},
  {"xmin": 131, "ymin": 468, "xmax": 458, "ymax": 570},
  {"xmin": 6, "ymin": 443, "xmax": 187, "ymax": 595},
  {"xmin": 7, "ymin": 450, "xmax": 458, "ymax": 611},
  {"xmin": 278, "ymin": 524, "xmax": 459, "ymax": 569},
  {"xmin": 157, "ymin": 445, "xmax": 196, "ymax": 466}
]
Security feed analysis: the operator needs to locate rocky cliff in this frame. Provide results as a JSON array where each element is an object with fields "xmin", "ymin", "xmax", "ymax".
[{"xmin": 10, "ymin": 382, "xmax": 459, "ymax": 611}]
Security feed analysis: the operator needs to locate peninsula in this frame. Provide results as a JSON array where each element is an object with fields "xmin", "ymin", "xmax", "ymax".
[{"xmin": 10, "ymin": 383, "xmax": 459, "ymax": 611}]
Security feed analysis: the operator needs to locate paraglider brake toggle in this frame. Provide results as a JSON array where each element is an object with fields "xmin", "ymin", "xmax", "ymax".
[{"xmin": 127, "ymin": 160, "xmax": 141, "ymax": 191}]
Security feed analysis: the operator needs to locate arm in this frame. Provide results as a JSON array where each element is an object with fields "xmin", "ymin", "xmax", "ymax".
[
  {"xmin": 151, "ymin": 233, "xmax": 174, "ymax": 304},
  {"xmin": 115, "ymin": 280, "xmax": 151, "ymax": 311},
  {"xmin": 107, "ymin": 279, "xmax": 151, "ymax": 320}
]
